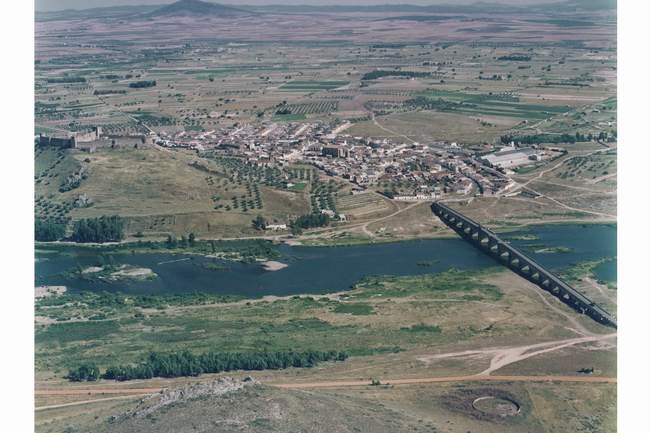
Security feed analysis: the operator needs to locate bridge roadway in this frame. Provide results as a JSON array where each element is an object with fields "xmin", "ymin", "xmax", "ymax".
[{"xmin": 432, "ymin": 202, "xmax": 617, "ymax": 328}]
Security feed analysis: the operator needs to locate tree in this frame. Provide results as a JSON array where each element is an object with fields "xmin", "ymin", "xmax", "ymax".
[
  {"xmin": 292, "ymin": 213, "xmax": 330, "ymax": 230},
  {"xmin": 71, "ymin": 216, "xmax": 124, "ymax": 243},
  {"xmin": 252, "ymin": 215, "xmax": 267, "ymax": 231},
  {"xmin": 98, "ymin": 350, "xmax": 349, "ymax": 381},
  {"xmin": 67, "ymin": 363, "xmax": 100, "ymax": 382},
  {"xmin": 35, "ymin": 218, "xmax": 66, "ymax": 241}
]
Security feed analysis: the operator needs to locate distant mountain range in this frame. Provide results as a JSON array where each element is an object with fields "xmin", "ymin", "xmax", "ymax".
[
  {"xmin": 249, "ymin": 0, "xmax": 615, "ymax": 14},
  {"xmin": 35, "ymin": 0, "xmax": 616, "ymax": 22},
  {"xmin": 146, "ymin": 0, "xmax": 251, "ymax": 17}
]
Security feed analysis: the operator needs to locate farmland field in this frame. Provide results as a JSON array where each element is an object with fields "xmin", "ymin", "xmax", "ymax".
[{"xmin": 280, "ymin": 81, "xmax": 350, "ymax": 91}]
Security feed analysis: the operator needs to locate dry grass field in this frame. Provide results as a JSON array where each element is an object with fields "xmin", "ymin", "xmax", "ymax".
[{"xmin": 35, "ymin": 266, "xmax": 616, "ymax": 432}]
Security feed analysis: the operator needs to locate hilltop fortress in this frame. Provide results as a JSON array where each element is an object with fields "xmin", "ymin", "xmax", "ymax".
[
  {"xmin": 37, "ymin": 127, "xmax": 153, "ymax": 150},
  {"xmin": 37, "ymin": 127, "xmax": 102, "ymax": 149}
]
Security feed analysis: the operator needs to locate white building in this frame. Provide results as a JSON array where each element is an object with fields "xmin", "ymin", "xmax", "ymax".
[
  {"xmin": 266, "ymin": 224, "xmax": 287, "ymax": 231},
  {"xmin": 481, "ymin": 147, "xmax": 540, "ymax": 169}
]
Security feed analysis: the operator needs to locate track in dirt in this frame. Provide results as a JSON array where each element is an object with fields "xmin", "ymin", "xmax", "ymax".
[
  {"xmin": 35, "ymin": 374, "xmax": 615, "ymax": 399},
  {"xmin": 271, "ymin": 374, "xmax": 616, "ymax": 389},
  {"xmin": 35, "ymin": 373, "xmax": 616, "ymax": 412}
]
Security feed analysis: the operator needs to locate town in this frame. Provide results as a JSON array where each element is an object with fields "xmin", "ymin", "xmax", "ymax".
[{"xmin": 38, "ymin": 118, "xmax": 564, "ymax": 210}]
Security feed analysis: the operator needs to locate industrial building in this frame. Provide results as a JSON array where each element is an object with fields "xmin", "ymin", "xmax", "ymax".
[{"xmin": 481, "ymin": 147, "xmax": 540, "ymax": 169}]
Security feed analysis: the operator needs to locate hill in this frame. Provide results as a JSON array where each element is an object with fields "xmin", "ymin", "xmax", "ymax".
[
  {"xmin": 147, "ymin": 0, "xmax": 251, "ymax": 18},
  {"xmin": 95, "ymin": 377, "xmax": 418, "ymax": 433}
]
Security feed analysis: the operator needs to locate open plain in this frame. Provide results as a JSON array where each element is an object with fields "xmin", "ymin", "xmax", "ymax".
[{"xmin": 34, "ymin": 1, "xmax": 617, "ymax": 432}]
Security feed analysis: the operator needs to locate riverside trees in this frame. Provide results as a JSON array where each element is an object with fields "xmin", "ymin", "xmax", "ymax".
[
  {"xmin": 98, "ymin": 350, "xmax": 348, "ymax": 381},
  {"xmin": 71, "ymin": 216, "xmax": 125, "ymax": 243}
]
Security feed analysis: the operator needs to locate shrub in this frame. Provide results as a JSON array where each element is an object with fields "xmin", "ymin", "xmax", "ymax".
[{"xmin": 67, "ymin": 363, "xmax": 100, "ymax": 382}]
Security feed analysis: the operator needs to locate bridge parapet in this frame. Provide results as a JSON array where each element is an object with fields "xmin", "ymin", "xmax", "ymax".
[{"xmin": 432, "ymin": 202, "xmax": 616, "ymax": 328}]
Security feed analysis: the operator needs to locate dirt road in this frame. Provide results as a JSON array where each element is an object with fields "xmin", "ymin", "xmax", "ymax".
[
  {"xmin": 35, "ymin": 395, "xmax": 151, "ymax": 412},
  {"xmin": 36, "ymin": 388, "xmax": 163, "ymax": 396},
  {"xmin": 35, "ymin": 373, "xmax": 616, "ymax": 410},
  {"xmin": 371, "ymin": 113, "xmax": 416, "ymax": 144},
  {"xmin": 417, "ymin": 333, "xmax": 616, "ymax": 376},
  {"xmin": 272, "ymin": 374, "xmax": 616, "ymax": 389}
]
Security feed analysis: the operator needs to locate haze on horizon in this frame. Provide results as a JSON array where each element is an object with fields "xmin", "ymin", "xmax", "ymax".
[{"xmin": 36, "ymin": 0, "xmax": 565, "ymax": 12}]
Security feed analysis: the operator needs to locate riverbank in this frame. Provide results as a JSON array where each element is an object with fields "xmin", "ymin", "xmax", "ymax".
[
  {"xmin": 35, "ymin": 219, "xmax": 616, "ymax": 251},
  {"xmin": 35, "ymin": 285, "xmax": 66, "ymax": 299}
]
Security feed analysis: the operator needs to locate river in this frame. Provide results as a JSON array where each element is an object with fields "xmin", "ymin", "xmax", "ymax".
[{"xmin": 35, "ymin": 224, "xmax": 616, "ymax": 298}]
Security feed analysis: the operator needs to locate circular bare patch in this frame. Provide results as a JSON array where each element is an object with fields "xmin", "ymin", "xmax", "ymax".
[{"xmin": 472, "ymin": 396, "xmax": 520, "ymax": 417}]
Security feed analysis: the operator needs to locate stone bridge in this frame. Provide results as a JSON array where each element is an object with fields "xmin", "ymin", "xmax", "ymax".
[{"xmin": 432, "ymin": 202, "xmax": 616, "ymax": 328}]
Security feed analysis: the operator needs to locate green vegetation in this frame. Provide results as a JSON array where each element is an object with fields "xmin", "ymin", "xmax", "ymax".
[
  {"xmin": 560, "ymin": 257, "xmax": 615, "ymax": 282},
  {"xmin": 35, "ymin": 218, "xmax": 66, "ymax": 241},
  {"xmin": 292, "ymin": 213, "xmax": 330, "ymax": 231},
  {"xmin": 406, "ymin": 96, "xmax": 467, "ymax": 111},
  {"xmin": 46, "ymin": 76, "xmax": 86, "ymax": 84},
  {"xmin": 531, "ymin": 246, "xmax": 574, "ymax": 254},
  {"xmin": 67, "ymin": 363, "xmax": 100, "ymax": 382},
  {"xmin": 351, "ymin": 268, "xmax": 503, "ymax": 301},
  {"xmin": 129, "ymin": 111, "xmax": 174, "ymax": 126},
  {"xmin": 287, "ymin": 182, "xmax": 307, "ymax": 191},
  {"xmin": 273, "ymin": 113, "xmax": 307, "ymax": 121},
  {"xmin": 408, "ymin": 91, "xmax": 570, "ymax": 120},
  {"xmin": 38, "ymin": 237, "xmax": 280, "ymax": 263},
  {"xmin": 128, "ymin": 80, "xmax": 156, "ymax": 88},
  {"xmin": 252, "ymin": 215, "xmax": 267, "ymax": 230},
  {"xmin": 278, "ymin": 101, "xmax": 338, "ymax": 115},
  {"xmin": 332, "ymin": 303, "xmax": 374, "ymax": 315},
  {"xmin": 71, "ymin": 215, "xmax": 125, "ymax": 243},
  {"xmin": 497, "ymin": 54, "xmax": 532, "ymax": 61},
  {"xmin": 506, "ymin": 233, "xmax": 541, "ymax": 241},
  {"xmin": 93, "ymin": 89, "xmax": 127, "ymax": 95},
  {"xmin": 36, "ymin": 291, "xmax": 242, "ymax": 320},
  {"xmin": 553, "ymin": 150, "xmax": 617, "ymax": 181},
  {"xmin": 362, "ymin": 70, "xmax": 431, "ymax": 80},
  {"xmin": 36, "ymin": 320, "xmax": 120, "ymax": 345},
  {"xmin": 102, "ymin": 349, "xmax": 348, "ymax": 381},
  {"xmin": 400, "ymin": 324, "xmax": 441, "ymax": 333},
  {"xmin": 501, "ymin": 132, "xmax": 591, "ymax": 144},
  {"xmin": 280, "ymin": 80, "xmax": 349, "ymax": 91},
  {"xmin": 35, "ymin": 268, "xmax": 507, "ymax": 375},
  {"xmin": 310, "ymin": 177, "xmax": 338, "ymax": 213}
]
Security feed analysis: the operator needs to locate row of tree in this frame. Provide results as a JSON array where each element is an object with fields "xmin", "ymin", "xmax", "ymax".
[
  {"xmin": 165, "ymin": 232, "xmax": 197, "ymax": 248},
  {"xmin": 362, "ymin": 70, "xmax": 431, "ymax": 80},
  {"xmin": 252, "ymin": 215, "xmax": 267, "ymax": 230},
  {"xmin": 46, "ymin": 76, "xmax": 86, "ymax": 83},
  {"xmin": 71, "ymin": 216, "xmax": 125, "ymax": 243},
  {"xmin": 69, "ymin": 350, "xmax": 348, "ymax": 382},
  {"xmin": 253, "ymin": 213, "xmax": 330, "ymax": 234},
  {"xmin": 292, "ymin": 213, "xmax": 330, "ymax": 230},
  {"xmin": 128, "ymin": 80, "xmax": 156, "ymax": 88},
  {"xmin": 500, "ymin": 132, "xmax": 598, "ymax": 145},
  {"xmin": 35, "ymin": 218, "xmax": 66, "ymax": 241},
  {"xmin": 497, "ymin": 54, "xmax": 531, "ymax": 61},
  {"xmin": 67, "ymin": 363, "xmax": 100, "ymax": 381}
]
